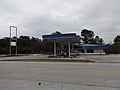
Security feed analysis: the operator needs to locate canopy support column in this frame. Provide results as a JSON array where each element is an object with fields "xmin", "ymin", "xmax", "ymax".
[
  {"xmin": 72, "ymin": 43, "xmax": 74, "ymax": 52},
  {"xmin": 68, "ymin": 42, "xmax": 71, "ymax": 58},
  {"xmin": 54, "ymin": 42, "xmax": 56, "ymax": 56}
]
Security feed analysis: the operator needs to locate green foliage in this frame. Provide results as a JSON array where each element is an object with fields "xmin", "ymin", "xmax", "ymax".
[
  {"xmin": 0, "ymin": 33, "xmax": 120, "ymax": 54},
  {"xmin": 106, "ymin": 35, "xmax": 120, "ymax": 54},
  {"xmin": 81, "ymin": 29, "xmax": 94, "ymax": 44},
  {"xmin": 81, "ymin": 29, "xmax": 103, "ymax": 45},
  {"xmin": 0, "ymin": 37, "xmax": 9, "ymax": 54},
  {"xmin": 114, "ymin": 35, "xmax": 120, "ymax": 44},
  {"xmin": 41, "ymin": 39, "xmax": 54, "ymax": 54},
  {"xmin": 0, "ymin": 35, "xmax": 54, "ymax": 54},
  {"xmin": 51, "ymin": 31, "xmax": 62, "ymax": 35},
  {"xmin": 94, "ymin": 36, "xmax": 103, "ymax": 45}
]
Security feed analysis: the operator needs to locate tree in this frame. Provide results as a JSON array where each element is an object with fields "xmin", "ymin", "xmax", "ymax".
[
  {"xmin": 41, "ymin": 39, "xmax": 54, "ymax": 54},
  {"xmin": 113, "ymin": 35, "xmax": 120, "ymax": 53},
  {"xmin": 51, "ymin": 31, "xmax": 62, "ymax": 35},
  {"xmin": 81, "ymin": 29, "xmax": 104, "ymax": 45},
  {"xmin": 81, "ymin": 29, "xmax": 94, "ymax": 44},
  {"xmin": 18, "ymin": 36, "xmax": 31, "ymax": 48},
  {"xmin": 17, "ymin": 36, "xmax": 30, "ymax": 54},
  {"xmin": 30, "ymin": 37, "xmax": 41, "ymax": 53},
  {"xmin": 0, "ymin": 37, "xmax": 10, "ymax": 54},
  {"xmin": 106, "ymin": 35, "xmax": 120, "ymax": 54},
  {"xmin": 114, "ymin": 35, "xmax": 120, "ymax": 44},
  {"xmin": 94, "ymin": 36, "xmax": 103, "ymax": 45}
]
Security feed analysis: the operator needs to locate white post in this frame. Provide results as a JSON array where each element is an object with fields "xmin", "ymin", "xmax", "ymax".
[
  {"xmin": 16, "ymin": 27, "xmax": 17, "ymax": 55},
  {"xmin": 68, "ymin": 42, "xmax": 71, "ymax": 57},
  {"xmin": 54, "ymin": 42, "xmax": 56, "ymax": 56},
  {"xmin": 9, "ymin": 26, "xmax": 12, "ymax": 55},
  {"xmin": 84, "ymin": 49, "xmax": 87, "ymax": 53}
]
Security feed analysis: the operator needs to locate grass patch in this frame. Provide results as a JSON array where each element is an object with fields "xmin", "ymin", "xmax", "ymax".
[{"xmin": 1, "ymin": 59, "xmax": 95, "ymax": 63}]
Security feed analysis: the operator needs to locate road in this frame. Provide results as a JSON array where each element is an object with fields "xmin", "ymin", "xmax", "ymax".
[{"xmin": 0, "ymin": 62, "xmax": 120, "ymax": 90}]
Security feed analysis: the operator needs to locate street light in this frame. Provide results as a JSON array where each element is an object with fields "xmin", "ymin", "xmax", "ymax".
[{"xmin": 9, "ymin": 26, "xmax": 17, "ymax": 55}]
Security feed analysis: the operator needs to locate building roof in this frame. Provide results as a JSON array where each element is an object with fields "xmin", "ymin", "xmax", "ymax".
[{"xmin": 42, "ymin": 33, "xmax": 80, "ymax": 43}]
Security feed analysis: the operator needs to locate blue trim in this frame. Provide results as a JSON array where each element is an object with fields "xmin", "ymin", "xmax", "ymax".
[
  {"xmin": 42, "ymin": 33, "xmax": 77, "ymax": 39},
  {"xmin": 75, "ymin": 45, "xmax": 108, "ymax": 49},
  {"xmin": 57, "ymin": 45, "xmax": 108, "ymax": 50}
]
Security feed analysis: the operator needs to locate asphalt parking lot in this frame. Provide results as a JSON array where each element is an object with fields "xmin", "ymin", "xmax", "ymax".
[
  {"xmin": 0, "ymin": 54, "xmax": 120, "ymax": 90},
  {"xmin": 0, "ymin": 61, "xmax": 120, "ymax": 90}
]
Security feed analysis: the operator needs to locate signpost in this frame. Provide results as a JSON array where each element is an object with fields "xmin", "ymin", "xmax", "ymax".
[{"xmin": 9, "ymin": 26, "xmax": 17, "ymax": 55}]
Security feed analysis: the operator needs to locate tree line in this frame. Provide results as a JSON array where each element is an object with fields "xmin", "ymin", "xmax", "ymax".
[
  {"xmin": 81, "ymin": 29, "xmax": 103, "ymax": 45},
  {"xmin": 0, "ymin": 36, "xmax": 54, "ymax": 54},
  {"xmin": 0, "ymin": 29, "xmax": 120, "ymax": 54},
  {"xmin": 106, "ymin": 35, "xmax": 120, "ymax": 54},
  {"xmin": 80, "ymin": 29, "xmax": 120, "ymax": 54}
]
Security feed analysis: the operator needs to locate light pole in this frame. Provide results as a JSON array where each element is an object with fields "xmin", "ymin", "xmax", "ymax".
[{"xmin": 9, "ymin": 26, "xmax": 17, "ymax": 55}]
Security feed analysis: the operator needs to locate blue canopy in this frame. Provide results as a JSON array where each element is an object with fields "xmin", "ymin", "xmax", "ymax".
[{"xmin": 42, "ymin": 33, "xmax": 80, "ymax": 43}]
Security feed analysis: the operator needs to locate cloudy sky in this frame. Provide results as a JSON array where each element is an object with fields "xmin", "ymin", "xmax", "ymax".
[{"xmin": 0, "ymin": 0, "xmax": 120, "ymax": 43}]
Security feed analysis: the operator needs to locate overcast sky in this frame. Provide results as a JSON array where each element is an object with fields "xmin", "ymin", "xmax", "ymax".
[{"xmin": 0, "ymin": 0, "xmax": 120, "ymax": 43}]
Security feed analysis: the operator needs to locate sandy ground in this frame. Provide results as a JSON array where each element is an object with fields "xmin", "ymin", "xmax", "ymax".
[{"xmin": 0, "ymin": 54, "xmax": 120, "ymax": 63}]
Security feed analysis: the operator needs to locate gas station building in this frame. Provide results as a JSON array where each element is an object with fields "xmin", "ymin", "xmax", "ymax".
[{"xmin": 42, "ymin": 33, "xmax": 108, "ymax": 57}]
